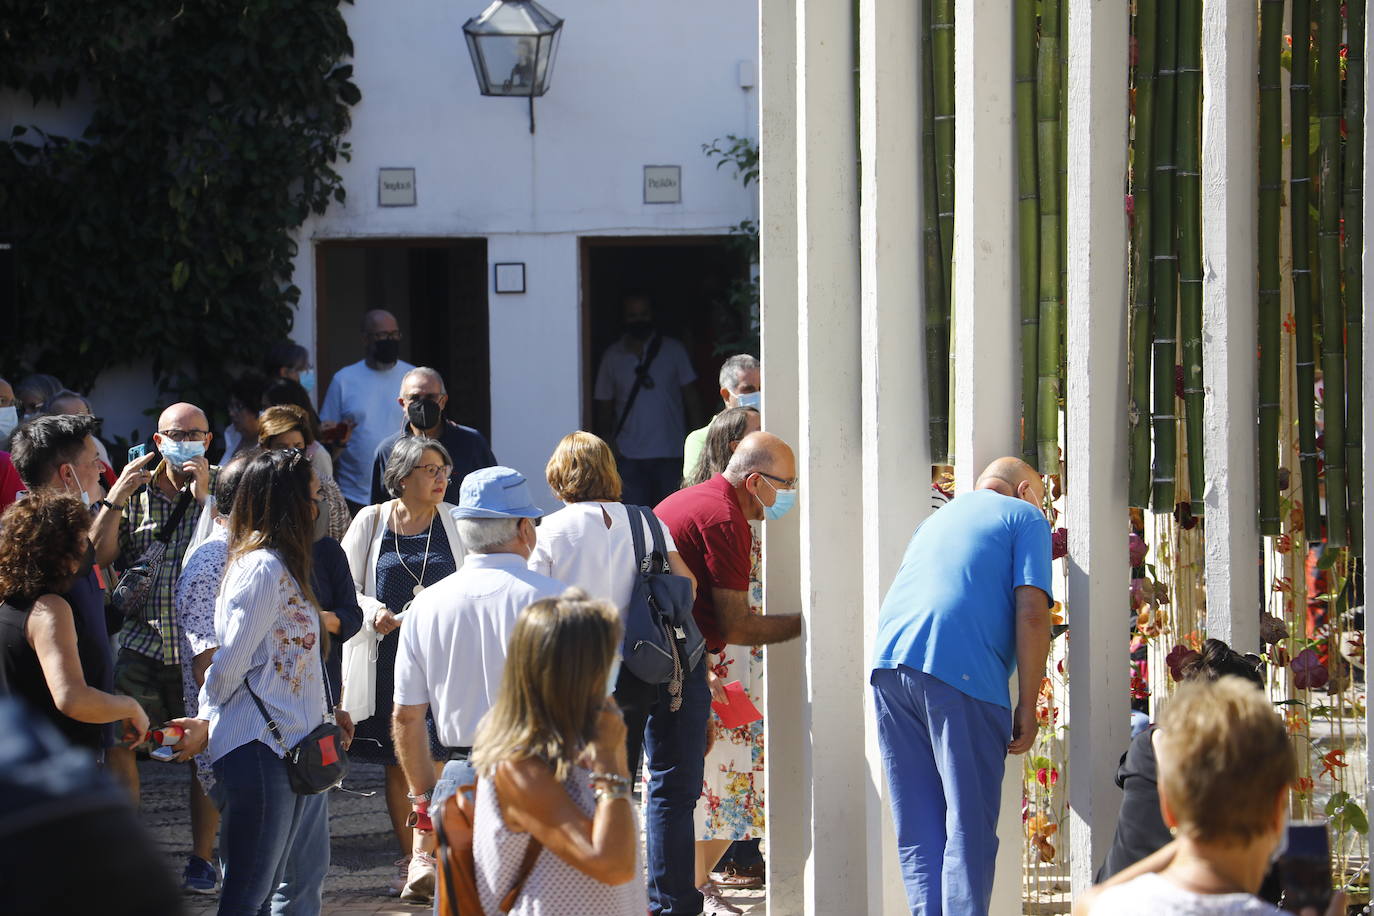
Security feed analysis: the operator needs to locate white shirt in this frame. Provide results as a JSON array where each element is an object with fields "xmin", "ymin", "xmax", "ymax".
[
  {"xmin": 393, "ymin": 552, "xmax": 564, "ymax": 748},
  {"xmin": 319, "ymin": 358, "xmax": 415, "ymax": 504},
  {"xmin": 528, "ymin": 502, "xmax": 677, "ymax": 623},
  {"xmin": 1090, "ymin": 874, "xmax": 1283, "ymax": 916},
  {"xmin": 593, "ymin": 334, "xmax": 696, "ymax": 459}
]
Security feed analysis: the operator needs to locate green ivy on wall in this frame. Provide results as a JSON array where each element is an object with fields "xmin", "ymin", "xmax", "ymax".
[{"xmin": 0, "ymin": 0, "xmax": 360, "ymax": 410}]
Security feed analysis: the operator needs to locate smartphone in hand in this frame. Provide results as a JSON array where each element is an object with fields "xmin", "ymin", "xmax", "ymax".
[
  {"xmin": 127, "ymin": 443, "xmax": 148, "ymax": 463},
  {"xmin": 1276, "ymin": 820, "xmax": 1331, "ymax": 913}
]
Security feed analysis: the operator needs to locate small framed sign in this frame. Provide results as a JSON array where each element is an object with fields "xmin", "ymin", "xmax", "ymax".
[
  {"xmin": 494, "ymin": 262, "xmax": 526, "ymax": 294},
  {"xmin": 378, "ymin": 168, "xmax": 416, "ymax": 207},
  {"xmin": 643, "ymin": 165, "xmax": 682, "ymax": 204}
]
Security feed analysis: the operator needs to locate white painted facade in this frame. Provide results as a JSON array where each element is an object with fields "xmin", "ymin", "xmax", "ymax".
[{"xmin": 3, "ymin": 0, "xmax": 760, "ymax": 507}]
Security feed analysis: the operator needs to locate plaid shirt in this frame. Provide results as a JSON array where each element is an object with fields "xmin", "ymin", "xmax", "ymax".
[{"xmin": 117, "ymin": 465, "xmax": 218, "ymax": 666}]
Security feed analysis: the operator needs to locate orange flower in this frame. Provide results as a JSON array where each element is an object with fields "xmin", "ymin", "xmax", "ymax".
[
  {"xmin": 1319, "ymin": 749, "xmax": 1348, "ymax": 780},
  {"xmin": 1285, "ymin": 708, "xmax": 1307, "ymax": 735},
  {"xmin": 1295, "ymin": 777, "xmax": 1315, "ymax": 796}
]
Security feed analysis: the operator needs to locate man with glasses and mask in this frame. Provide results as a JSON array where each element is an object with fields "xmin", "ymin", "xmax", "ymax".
[
  {"xmin": 321, "ymin": 308, "xmax": 415, "ymax": 514},
  {"xmin": 648, "ymin": 431, "xmax": 803, "ymax": 916},
  {"xmin": 368, "ymin": 366, "xmax": 496, "ymax": 507},
  {"xmin": 870, "ymin": 457, "xmax": 1053, "ymax": 916},
  {"xmin": 104, "ymin": 402, "xmax": 223, "ymax": 894}
]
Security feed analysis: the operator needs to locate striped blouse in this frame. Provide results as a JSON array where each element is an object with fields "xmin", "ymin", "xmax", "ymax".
[{"xmin": 198, "ymin": 549, "xmax": 328, "ymax": 764}]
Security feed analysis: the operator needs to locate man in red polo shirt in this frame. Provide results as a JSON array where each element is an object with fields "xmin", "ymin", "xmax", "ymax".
[{"xmin": 647, "ymin": 431, "xmax": 802, "ymax": 916}]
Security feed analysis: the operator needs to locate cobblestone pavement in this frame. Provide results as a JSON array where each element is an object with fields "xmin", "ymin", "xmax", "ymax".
[{"xmin": 138, "ymin": 758, "xmax": 765, "ymax": 915}]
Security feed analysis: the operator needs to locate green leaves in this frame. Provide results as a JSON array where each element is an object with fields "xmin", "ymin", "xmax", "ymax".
[
  {"xmin": 0, "ymin": 0, "xmax": 358, "ymax": 399},
  {"xmin": 1327, "ymin": 791, "xmax": 1369, "ymax": 835}
]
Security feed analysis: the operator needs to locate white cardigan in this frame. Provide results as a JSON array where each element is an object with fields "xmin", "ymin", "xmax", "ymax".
[{"xmin": 339, "ymin": 500, "xmax": 465, "ymax": 723}]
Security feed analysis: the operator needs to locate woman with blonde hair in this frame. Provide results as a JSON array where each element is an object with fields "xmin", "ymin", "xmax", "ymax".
[
  {"xmin": 528, "ymin": 431, "xmax": 695, "ymax": 776},
  {"xmin": 470, "ymin": 587, "xmax": 646, "ymax": 914},
  {"xmin": 258, "ymin": 404, "xmax": 350, "ymax": 540}
]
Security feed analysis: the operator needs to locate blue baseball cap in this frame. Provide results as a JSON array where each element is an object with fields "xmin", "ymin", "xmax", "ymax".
[{"xmin": 450, "ymin": 466, "xmax": 543, "ymax": 519}]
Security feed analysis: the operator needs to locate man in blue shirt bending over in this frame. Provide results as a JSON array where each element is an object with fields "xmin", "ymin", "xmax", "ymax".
[{"xmin": 872, "ymin": 456, "xmax": 1052, "ymax": 916}]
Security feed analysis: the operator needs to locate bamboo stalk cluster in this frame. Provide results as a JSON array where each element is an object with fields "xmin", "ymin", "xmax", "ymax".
[
  {"xmin": 1128, "ymin": 0, "xmax": 1206, "ymax": 513},
  {"xmin": 922, "ymin": 0, "xmax": 954, "ymax": 465}
]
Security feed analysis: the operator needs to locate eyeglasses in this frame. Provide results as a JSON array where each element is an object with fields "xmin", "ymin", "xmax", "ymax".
[
  {"xmin": 367, "ymin": 330, "xmax": 402, "ymax": 341},
  {"xmin": 758, "ymin": 471, "xmax": 798, "ymax": 489},
  {"xmin": 158, "ymin": 429, "xmax": 209, "ymax": 442},
  {"xmin": 412, "ymin": 463, "xmax": 452, "ymax": 481}
]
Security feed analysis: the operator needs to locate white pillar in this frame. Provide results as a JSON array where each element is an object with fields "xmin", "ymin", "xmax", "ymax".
[
  {"xmin": 1064, "ymin": 0, "xmax": 1130, "ymax": 894},
  {"xmin": 758, "ymin": 0, "xmax": 807, "ymax": 911},
  {"xmin": 1361, "ymin": 0, "xmax": 1374, "ymax": 863},
  {"xmin": 794, "ymin": 0, "xmax": 867, "ymax": 911},
  {"xmin": 858, "ymin": 0, "xmax": 930, "ymax": 911},
  {"xmin": 950, "ymin": 2, "xmax": 1022, "ymax": 912},
  {"xmin": 1200, "ymin": 0, "xmax": 1261, "ymax": 652}
]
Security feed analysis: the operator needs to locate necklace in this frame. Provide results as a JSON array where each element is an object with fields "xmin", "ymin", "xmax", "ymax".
[{"xmin": 391, "ymin": 505, "xmax": 436, "ymax": 597}]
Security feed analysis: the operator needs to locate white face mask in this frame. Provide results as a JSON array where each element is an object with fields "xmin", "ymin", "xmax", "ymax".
[
  {"xmin": 63, "ymin": 464, "xmax": 92, "ymax": 507},
  {"xmin": 0, "ymin": 405, "xmax": 17, "ymax": 440}
]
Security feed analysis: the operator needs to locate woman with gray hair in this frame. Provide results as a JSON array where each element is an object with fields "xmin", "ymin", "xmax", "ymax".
[{"xmin": 340, "ymin": 436, "xmax": 465, "ymax": 899}]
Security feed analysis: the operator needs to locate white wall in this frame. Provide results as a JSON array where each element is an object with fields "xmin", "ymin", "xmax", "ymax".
[{"xmin": 3, "ymin": 0, "xmax": 760, "ymax": 499}]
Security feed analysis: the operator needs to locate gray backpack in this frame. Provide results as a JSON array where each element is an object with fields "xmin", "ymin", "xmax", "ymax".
[{"xmin": 622, "ymin": 505, "xmax": 704, "ymax": 711}]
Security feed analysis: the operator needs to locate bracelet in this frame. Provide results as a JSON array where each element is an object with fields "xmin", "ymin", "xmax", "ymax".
[
  {"xmin": 593, "ymin": 782, "xmax": 631, "ymax": 802},
  {"xmin": 96, "ymin": 498, "xmax": 124, "ymax": 511},
  {"xmin": 588, "ymin": 772, "xmax": 630, "ymax": 791},
  {"xmin": 407, "ymin": 790, "xmax": 432, "ymax": 803}
]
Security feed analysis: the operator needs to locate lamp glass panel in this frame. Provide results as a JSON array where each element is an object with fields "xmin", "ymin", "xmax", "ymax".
[{"xmin": 475, "ymin": 33, "xmax": 539, "ymax": 96}]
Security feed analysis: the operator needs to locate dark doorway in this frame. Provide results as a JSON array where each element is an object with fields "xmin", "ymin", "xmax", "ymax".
[
  {"xmin": 315, "ymin": 239, "xmax": 491, "ymax": 439},
  {"xmin": 580, "ymin": 236, "xmax": 752, "ymax": 428}
]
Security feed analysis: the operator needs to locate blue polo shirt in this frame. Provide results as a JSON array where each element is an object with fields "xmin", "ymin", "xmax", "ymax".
[{"xmin": 872, "ymin": 489, "xmax": 1052, "ymax": 708}]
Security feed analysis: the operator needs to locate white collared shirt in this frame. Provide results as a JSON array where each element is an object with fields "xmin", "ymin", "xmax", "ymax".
[{"xmin": 392, "ymin": 551, "xmax": 564, "ymax": 748}]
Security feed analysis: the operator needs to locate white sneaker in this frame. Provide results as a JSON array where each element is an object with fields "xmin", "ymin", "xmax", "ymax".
[
  {"xmin": 699, "ymin": 881, "xmax": 744, "ymax": 915},
  {"xmin": 386, "ymin": 856, "xmax": 410, "ymax": 897},
  {"xmin": 400, "ymin": 850, "xmax": 437, "ymax": 904}
]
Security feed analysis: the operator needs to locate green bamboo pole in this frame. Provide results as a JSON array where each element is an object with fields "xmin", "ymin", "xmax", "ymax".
[
  {"xmin": 1257, "ymin": 0, "xmax": 1284, "ymax": 535},
  {"xmin": 1317, "ymin": 0, "xmax": 1349, "ymax": 546},
  {"xmin": 1015, "ymin": 0, "xmax": 1039, "ymax": 468},
  {"xmin": 1344, "ymin": 0, "xmax": 1366, "ymax": 554},
  {"xmin": 1129, "ymin": 0, "xmax": 1158, "ymax": 508},
  {"xmin": 1149, "ymin": 0, "xmax": 1179, "ymax": 512},
  {"xmin": 922, "ymin": 1, "xmax": 949, "ymax": 465},
  {"xmin": 1292, "ymin": 1, "xmax": 1322, "ymax": 543},
  {"xmin": 1176, "ymin": 0, "xmax": 1203, "ymax": 516},
  {"xmin": 931, "ymin": 0, "xmax": 955, "ymax": 317},
  {"xmin": 1036, "ymin": 0, "xmax": 1062, "ymax": 475}
]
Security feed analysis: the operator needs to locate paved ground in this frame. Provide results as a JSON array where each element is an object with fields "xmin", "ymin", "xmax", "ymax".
[{"xmin": 138, "ymin": 758, "xmax": 765, "ymax": 914}]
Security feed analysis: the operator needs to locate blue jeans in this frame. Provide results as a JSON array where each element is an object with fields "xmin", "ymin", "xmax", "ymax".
[
  {"xmin": 431, "ymin": 757, "xmax": 475, "ymax": 820},
  {"xmin": 618, "ymin": 456, "xmax": 683, "ymax": 508},
  {"xmin": 210, "ymin": 740, "xmax": 330, "ymax": 916},
  {"xmin": 871, "ymin": 666, "xmax": 1011, "ymax": 916},
  {"xmin": 641, "ymin": 661, "xmax": 710, "ymax": 915}
]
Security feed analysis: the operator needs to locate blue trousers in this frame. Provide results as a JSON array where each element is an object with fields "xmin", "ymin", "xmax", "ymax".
[
  {"xmin": 642, "ymin": 661, "xmax": 710, "ymax": 915},
  {"xmin": 618, "ymin": 456, "xmax": 683, "ymax": 509},
  {"xmin": 211, "ymin": 740, "xmax": 330, "ymax": 916},
  {"xmin": 871, "ymin": 666, "xmax": 1011, "ymax": 916}
]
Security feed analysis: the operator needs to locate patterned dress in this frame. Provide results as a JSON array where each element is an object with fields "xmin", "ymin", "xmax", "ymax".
[
  {"xmin": 695, "ymin": 528, "xmax": 766, "ymax": 841},
  {"xmin": 349, "ymin": 518, "xmax": 456, "ymax": 764}
]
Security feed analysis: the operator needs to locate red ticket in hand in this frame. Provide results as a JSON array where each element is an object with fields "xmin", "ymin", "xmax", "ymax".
[{"xmin": 711, "ymin": 680, "xmax": 763, "ymax": 730}]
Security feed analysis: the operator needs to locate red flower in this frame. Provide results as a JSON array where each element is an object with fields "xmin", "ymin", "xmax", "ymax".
[
  {"xmin": 1166, "ymin": 644, "xmax": 1200, "ymax": 681},
  {"xmin": 1296, "ymin": 777, "xmax": 1314, "ymax": 795},
  {"xmin": 1291, "ymin": 648, "xmax": 1329, "ymax": 690},
  {"xmin": 1319, "ymin": 749, "xmax": 1348, "ymax": 780},
  {"xmin": 1052, "ymin": 528, "xmax": 1068, "ymax": 560},
  {"xmin": 1129, "ymin": 532, "xmax": 1148, "ymax": 567},
  {"xmin": 1036, "ymin": 766, "xmax": 1059, "ymax": 787},
  {"xmin": 1130, "ymin": 578, "xmax": 1150, "ymax": 611}
]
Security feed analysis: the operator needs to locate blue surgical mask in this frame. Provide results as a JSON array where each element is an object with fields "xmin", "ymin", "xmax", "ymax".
[
  {"xmin": 298, "ymin": 369, "xmax": 317, "ymax": 394},
  {"xmin": 159, "ymin": 439, "xmax": 206, "ymax": 466},
  {"xmin": 736, "ymin": 390, "xmax": 762, "ymax": 411},
  {"xmin": 0, "ymin": 405, "xmax": 17, "ymax": 440},
  {"xmin": 756, "ymin": 476, "xmax": 797, "ymax": 522},
  {"xmin": 605, "ymin": 655, "xmax": 621, "ymax": 697}
]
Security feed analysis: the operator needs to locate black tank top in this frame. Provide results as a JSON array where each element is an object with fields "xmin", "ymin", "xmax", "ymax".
[{"xmin": 0, "ymin": 597, "xmax": 102, "ymax": 751}]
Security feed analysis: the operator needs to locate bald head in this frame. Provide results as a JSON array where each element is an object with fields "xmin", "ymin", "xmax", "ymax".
[
  {"xmin": 723, "ymin": 431, "xmax": 796, "ymax": 485},
  {"xmin": 975, "ymin": 457, "xmax": 1045, "ymax": 507},
  {"xmin": 158, "ymin": 402, "xmax": 208, "ymax": 431},
  {"xmin": 362, "ymin": 309, "xmax": 399, "ymax": 335}
]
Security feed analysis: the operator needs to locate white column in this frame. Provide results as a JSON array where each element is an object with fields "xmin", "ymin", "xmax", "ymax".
[
  {"xmin": 950, "ymin": 2, "xmax": 1022, "ymax": 912},
  {"xmin": 758, "ymin": 0, "xmax": 807, "ymax": 911},
  {"xmin": 1064, "ymin": 0, "xmax": 1130, "ymax": 895},
  {"xmin": 1200, "ymin": 0, "xmax": 1261, "ymax": 652},
  {"xmin": 858, "ymin": 0, "xmax": 930, "ymax": 911},
  {"xmin": 794, "ymin": 0, "xmax": 867, "ymax": 911}
]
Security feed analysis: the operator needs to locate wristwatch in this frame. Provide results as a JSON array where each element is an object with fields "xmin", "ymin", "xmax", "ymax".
[{"xmin": 95, "ymin": 498, "xmax": 124, "ymax": 512}]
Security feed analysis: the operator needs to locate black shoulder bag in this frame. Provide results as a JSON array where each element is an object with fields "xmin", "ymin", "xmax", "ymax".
[
  {"xmin": 244, "ymin": 645, "xmax": 349, "ymax": 795},
  {"xmin": 620, "ymin": 505, "xmax": 705, "ymax": 711},
  {"xmin": 612, "ymin": 333, "xmax": 664, "ymax": 442},
  {"xmin": 110, "ymin": 485, "xmax": 196, "ymax": 619}
]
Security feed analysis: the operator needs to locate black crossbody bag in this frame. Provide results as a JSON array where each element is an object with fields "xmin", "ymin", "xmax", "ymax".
[
  {"xmin": 244, "ymin": 646, "xmax": 349, "ymax": 795},
  {"xmin": 110, "ymin": 485, "xmax": 196, "ymax": 619}
]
